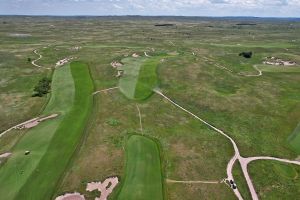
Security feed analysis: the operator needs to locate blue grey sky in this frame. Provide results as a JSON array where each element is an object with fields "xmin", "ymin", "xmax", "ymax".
[{"xmin": 1, "ymin": 0, "xmax": 300, "ymax": 17}]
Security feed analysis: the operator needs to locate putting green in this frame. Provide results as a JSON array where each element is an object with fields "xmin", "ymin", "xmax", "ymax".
[
  {"xmin": 288, "ymin": 122, "xmax": 300, "ymax": 154},
  {"xmin": 0, "ymin": 61, "xmax": 93, "ymax": 200},
  {"xmin": 273, "ymin": 163, "xmax": 298, "ymax": 180},
  {"xmin": 119, "ymin": 55, "xmax": 167, "ymax": 100},
  {"xmin": 117, "ymin": 135, "xmax": 164, "ymax": 200}
]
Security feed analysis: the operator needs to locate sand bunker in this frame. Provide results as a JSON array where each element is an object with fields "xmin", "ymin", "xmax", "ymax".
[
  {"xmin": 0, "ymin": 153, "xmax": 12, "ymax": 164},
  {"xmin": 111, "ymin": 61, "xmax": 123, "ymax": 69},
  {"xmin": 17, "ymin": 114, "xmax": 58, "ymax": 129},
  {"xmin": 86, "ymin": 177, "xmax": 119, "ymax": 200},
  {"xmin": 132, "ymin": 53, "xmax": 139, "ymax": 58},
  {"xmin": 70, "ymin": 46, "xmax": 82, "ymax": 51},
  {"xmin": 56, "ymin": 57, "xmax": 75, "ymax": 68},
  {"xmin": 8, "ymin": 33, "xmax": 32, "ymax": 37},
  {"xmin": 55, "ymin": 193, "xmax": 85, "ymax": 200},
  {"xmin": 263, "ymin": 57, "xmax": 296, "ymax": 66}
]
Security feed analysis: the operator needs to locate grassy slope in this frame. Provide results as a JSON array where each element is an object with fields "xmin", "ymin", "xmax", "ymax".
[
  {"xmin": 134, "ymin": 57, "xmax": 163, "ymax": 100},
  {"xmin": 118, "ymin": 57, "xmax": 146, "ymax": 99},
  {"xmin": 248, "ymin": 160, "xmax": 300, "ymax": 199},
  {"xmin": 0, "ymin": 62, "xmax": 93, "ymax": 200},
  {"xmin": 0, "ymin": 65, "xmax": 74, "ymax": 199},
  {"xmin": 16, "ymin": 61, "xmax": 93, "ymax": 200},
  {"xmin": 119, "ymin": 55, "xmax": 168, "ymax": 100},
  {"xmin": 287, "ymin": 122, "xmax": 300, "ymax": 154},
  {"xmin": 117, "ymin": 135, "xmax": 164, "ymax": 200}
]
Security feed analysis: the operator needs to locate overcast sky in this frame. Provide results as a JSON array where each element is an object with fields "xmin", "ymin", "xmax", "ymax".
[{"xmin": 0, "ymin": 0, "xmax": 300, "ymax": 17}]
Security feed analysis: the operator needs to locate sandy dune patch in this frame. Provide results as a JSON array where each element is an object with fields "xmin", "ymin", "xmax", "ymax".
[
  {"xmin": 86, "ymin": 177, "xmax": 119, "ymax": 200},
  {"xmin": 55, "ymin": 192, "xmax": 85, "ymax": 200}
]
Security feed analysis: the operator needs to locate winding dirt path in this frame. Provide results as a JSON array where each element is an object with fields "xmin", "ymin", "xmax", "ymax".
[
  {"xmin": 31, "ymin": 50, "xmax": 43, "ymax": 68},
  {"xmin": 0, "ymin": 117, "xmax": 39, "ymax": 138},
  {"xmin": 239, "ymin": 65, "xmax": 262, "ymax": 77},
  {"xmin": 92, "ymin": 87, "xmax": 119, "ymax": 95},
  {"xmin": 136, "ymin": 104, "xmax": 143, "ymax": 134},
  {"xmin": 144, "ymin": 52, "xmax": 150, "ymax": 57},
  {"xmin": 154, "ymin": 89, "xmax": 300, "ymax": 200}
]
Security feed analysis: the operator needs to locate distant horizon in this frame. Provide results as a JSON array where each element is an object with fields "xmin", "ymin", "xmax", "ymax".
[
  {"xmin": 0, "ymin": 15, "xmax": 299, "ymax": 19},
  {"xmin": 1, "ymin": 0, "xmax": 300, "ymax": 18}
]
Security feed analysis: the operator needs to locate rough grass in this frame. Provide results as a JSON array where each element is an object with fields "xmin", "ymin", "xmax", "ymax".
[
  {"xmin": 287, "ymin": 122, "xmax": 300, "ymax": 154},
  {"xmin": 248, "ymin": 160, "xmax": 300, "ymax": 200},
  {"xmin": 117, "ymin": 135, "xmax": 164, "ymax": 200}
]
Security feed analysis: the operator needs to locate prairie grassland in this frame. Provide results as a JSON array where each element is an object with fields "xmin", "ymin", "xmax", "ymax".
[{"xmin": 1, "ymin": 16, "xmax": 300, "ymax": 199}]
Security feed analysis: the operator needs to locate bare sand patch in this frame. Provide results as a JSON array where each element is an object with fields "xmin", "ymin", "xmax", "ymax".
[
  {"xmin": 55, "ymin": 192, "xmax": 85, "ymax": 200},
  {"xmin": 21, "ymin": 114, "xmax": 58, "ymax": 129},
  {"xmin": 132, "ymin": 53, "xmax": 139, "ymax": 58},
  {"xmin": 56, "ymin": 57, "xmax": 75, "ymax": 68},
  {"xmin": 0, "ymin": 152, "xmax": 12, "ymax": 164},
  {"xmin": 86, "ymin": 177, "xmax": 119, "ymax": 200},
  {"xmin": 263, "ymin": 57, "xmax": 296, "ymax": 66}
]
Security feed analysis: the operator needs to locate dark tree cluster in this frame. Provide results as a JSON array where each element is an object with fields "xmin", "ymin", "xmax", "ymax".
[
  {"xmin": 239, "ymin": 51, "xmax": 253, "ymax": 58},
  {"xmin": 32, "ymin": 77, "xmax": 51, "ymax": 97}
]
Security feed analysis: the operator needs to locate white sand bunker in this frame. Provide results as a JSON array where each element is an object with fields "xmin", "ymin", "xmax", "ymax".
[
  {"xmin": 0, "ymin": 152, "xmax": 12, "ymax": 164},
  {"xmin": 263, "ymin": 57, "xmax": 296, "ymax": 66},
  {"xmin": 111, "ymin": 61, "xmax": 123, "ymax": 69},
  {"xmin": 8, "ymin": 33, "xmax": 32, "ymax": 37},
  {"xmin": 55, "ymin": 192, "xmax": 85, "ymax": 200},
  {"xmin": 86, "ymin": 177, "xmax": 119, "ymax": 200},
  {"xmin": 56, "ymin": 57, "xmax": 75, "ymax": 68},
  {"xmin": 17, "ymin": 114, "xmax": 58, "ymax": 129},
  {"xmin": 132, "ymin": 53, "xmax": 139, "ymax": 58}
]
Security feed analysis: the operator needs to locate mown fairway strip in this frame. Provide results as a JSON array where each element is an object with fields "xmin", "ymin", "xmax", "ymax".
[
  {"xmin": 117, "ymin": 135, "xmax": 164, "ymax": 200},
  {"xmin": 288, "ymin": 122, "xmax": 300, "ymax": 154},
  {"xmin": 0, "ymin": 62, "xmax": 93, "ymax": 200},
  {"xmin": 119, "ymin": 55, "xmax": 166, "ymax": 100}
]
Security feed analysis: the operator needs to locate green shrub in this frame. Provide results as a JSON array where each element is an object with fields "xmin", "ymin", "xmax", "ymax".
[{"xmin": 32, "ymin": 77, "xmax": 51, "ymax": 97}]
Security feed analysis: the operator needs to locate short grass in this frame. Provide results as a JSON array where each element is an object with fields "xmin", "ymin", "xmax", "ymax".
[
  {"xmin": 0, "ymin": 65, "xmax": 74, "ymax": 199},
  {"xmin": 0, "ymin": 61, "xmax": 93, "ymax": 200},
  {"xmin": 287, "ymin": 122, "xmax": 300, "ymax": 154},
  {"xmin": 117, "ymin": 135, "xmax": 164, "ymax": 200},
  {"xmin": 119, "ymin": 55, "xmax": 172, "ymax": 100}
]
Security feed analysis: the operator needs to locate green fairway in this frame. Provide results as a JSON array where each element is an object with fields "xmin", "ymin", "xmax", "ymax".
[
  {"xmin": 119, "ymin": 55, "xmax": 167, "ymax": 100},
  {"xmin": 0, "ymin": 61, "xmax": 93, "ymax": 200},
  {"xmin": 117, "ymin": 135, "xmax": 164, "ymax": 200},
  {"xmin": 288, "ymin": 122, "xmax": 300, "ymax": 154}
]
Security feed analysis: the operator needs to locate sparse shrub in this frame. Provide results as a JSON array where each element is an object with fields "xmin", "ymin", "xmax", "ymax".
[
  {"xmin": 32, "ymin": 77, "xmax": 51, "ymax": 97},
  {"xmin": 27, "ymin": 57, "xmax": 31, "ymax": 62},
  {"xmin": 239, "ymin": 51, "xmax": 253, "ymax": 58},
  {"xmin": 106, "ymin": 118, "xmax": 120, "ymax": 126}
]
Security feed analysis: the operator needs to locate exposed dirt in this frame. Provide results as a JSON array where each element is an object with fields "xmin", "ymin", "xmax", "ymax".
[
  {"xmin": 56, "ymin": 57, "xmax": 75, "ymax": 68},
  {"xmin": 55, "ymin": 192, "xmax": 85, "ymax": 200},
  {"xmin": 86, "ymin": 177, "xmax": 119, "ymax": 200},
  {"xmin": 263, "ymin": 57, "xmax": 296, "ymax": 66},
  {"xmin": 132, "ymin": 53, "xmax": 139, "ymax": 58}
]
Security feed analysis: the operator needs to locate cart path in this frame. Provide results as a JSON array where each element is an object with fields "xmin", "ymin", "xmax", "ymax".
[
  {"xmin": 239, "ymin": 65, "xmax": 262, "ymax": 77},
  {"xmin": 92, "ymin": 87, "xmax": 119, "ymax": 95},
  {"xmin": 0, "ymin": 114, "xmax": 58, "ymax": 138},
  {"xmin": 0, "ymin": 117, "xmax": 39, "ymax": 138},
  {"xmin": 32, "ymin": 50, "xmax": 43, "ymax": 68},
  {"xmin": 154, "ymin": 90, "xmax": 300, "ymax": 200},
  {"xmin": 166, "ymin": 179, "xmax": 220, "ymax": 184},
  {"xmin": 136, "ymin": 104, "xmax": 143, "ymax": 133}
]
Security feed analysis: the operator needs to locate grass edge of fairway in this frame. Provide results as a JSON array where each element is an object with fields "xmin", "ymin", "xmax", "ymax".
[
  {"xmin": 112, "ymin": 134, "xmax": 166, "ymax": 200},
  {"xmin": 14, "ymin": 61, "xmax": 94, "ymax": 200},
  {"xmin": 52, "ymin": 61, "xmax": 96, "ymax": 199}
]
